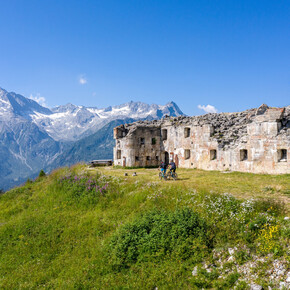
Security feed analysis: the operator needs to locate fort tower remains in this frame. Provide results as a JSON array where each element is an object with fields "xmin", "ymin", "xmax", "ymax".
[{"xmin": 113, "ymin": 105, "xmax": 290, "ymax": 174}]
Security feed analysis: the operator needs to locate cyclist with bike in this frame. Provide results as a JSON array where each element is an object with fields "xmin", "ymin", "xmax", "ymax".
[
  {"xmin": 159, "ymin": 161, "xmax": 167, "ymax": 178},
  {"xmin": 168, "ymin": 159, "xmax": 176, "ymax": 174},
  {"xmin": 167, "ymin": 159, "xmax": 178, "ymax": 180}
]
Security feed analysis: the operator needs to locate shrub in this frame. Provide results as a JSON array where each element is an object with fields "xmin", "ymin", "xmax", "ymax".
[
  {"xmin": 256, "ymin": 224, "xmax": 280, "ymax": 255},
  {"xmin": 26, "ymin": 178, "xmax": 33, "ymax": 184},
  {"xmin": 38, "ymin": 169, "xmax": 46, "ymax": 178},
  {"xmin": 253, "ymin": 198, "xmax": 286, "ymax": 217},
  {"xmin": 248, "ymin": 213, "xmax": 274, "ymax": 233},
  {"xmin": 221, "ymin": 272, "xmax": 240, "ymax": 288},
  {"xmin": 107, "ymin": 208, "xmax": 211, "ymax": 269},
  {"xmin": 234, "ymin": 249, "xmax": 251, "ymax": 265},
  {"xmin": 190, "ymin": 267, "xmax": 219, "ymax": 288}
]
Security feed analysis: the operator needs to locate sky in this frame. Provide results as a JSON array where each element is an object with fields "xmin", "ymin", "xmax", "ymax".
[{"xmin": 0, "ymin": 0, "xmax": 289, "ymax": 115}]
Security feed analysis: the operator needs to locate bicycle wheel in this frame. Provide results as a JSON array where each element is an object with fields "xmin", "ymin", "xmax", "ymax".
[
  {"xmin": 159, "ymin": 172, "xmax": 163, "ymax": 180},
  {"xmin": 172, "ymin": 172, "xmax": 178, "ymax": 180}
]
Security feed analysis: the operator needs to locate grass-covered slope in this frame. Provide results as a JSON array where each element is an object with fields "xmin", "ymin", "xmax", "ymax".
[{"xmin": 0, "ymin": 165, "xmax": 289, "ymax": 289}]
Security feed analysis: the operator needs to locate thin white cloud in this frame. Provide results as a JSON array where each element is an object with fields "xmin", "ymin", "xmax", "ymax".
[
  {"xmin": 198, "ymin": 104, "xmax": 218, "ymax": 114},
  {"xmin": 29, "ymin": 93, "xmax": 48, "ymax": 107},
  {"xmin": 79, "ymin": 75, "xmax": 87, "ymax": 85}
]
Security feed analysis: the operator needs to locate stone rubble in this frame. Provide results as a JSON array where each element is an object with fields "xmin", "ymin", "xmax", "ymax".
[
  {"xmin": 195, "ymin": 247, "xmax": 290, "ymax": 289},
  {"xmin": 118, "ymin": 105, "xmax": 290, "ymax": 150}
]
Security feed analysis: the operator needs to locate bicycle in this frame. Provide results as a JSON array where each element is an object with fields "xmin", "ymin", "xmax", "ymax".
[
  {"xmin": 159, "ymin": 170, "xmax": 167, "ymax": 180},
  {"xmin": 166, "ymin": 170, "xmax": 178, "ymax": 180}
]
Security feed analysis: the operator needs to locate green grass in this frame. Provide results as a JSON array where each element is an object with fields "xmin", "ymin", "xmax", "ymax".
[
  {"xmin": 0, "ymin": 164, "xmax": 289, "ymax": 289},
  {"xmin": 98, "ymin": 167, "xmax": 290, "ymax": 210}
]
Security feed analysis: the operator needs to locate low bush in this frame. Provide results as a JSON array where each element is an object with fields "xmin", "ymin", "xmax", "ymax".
[
  {"xmin": 107, "ymin": 208, "xmax": 211, "ymax": 269},
  {"xmin": 234, "ymin": 249, "xmax": 251, "ymax": 264},
  {"xmin": 38, "ymin": 169, "xmax": 46, "ymax": 178},
  {"xmin": 190, "ymin": 267, "xmax": 220, "ymax": 288},
  {"xmin": 253, "ymin": 198, "xmax": 286, "ymax": 217},
  {"xmin": 256, "ymin": 224, "xmax": 281, "ymax": 255}
]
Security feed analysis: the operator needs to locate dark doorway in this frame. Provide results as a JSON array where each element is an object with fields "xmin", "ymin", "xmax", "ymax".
[{"xmin": 165, "ymin": 151, "xmax": 169, "ymax": 165}]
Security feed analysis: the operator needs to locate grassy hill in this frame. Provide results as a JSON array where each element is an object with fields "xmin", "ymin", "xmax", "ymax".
[{"xmin": 0, "ymin": 165, "xmax": 289, "ymax": 289}]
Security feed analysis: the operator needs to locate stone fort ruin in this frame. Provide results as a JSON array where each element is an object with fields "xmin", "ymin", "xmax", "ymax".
[{"xmin": 113, "ymin": 105, "xmax": 290, "ymax": 174}]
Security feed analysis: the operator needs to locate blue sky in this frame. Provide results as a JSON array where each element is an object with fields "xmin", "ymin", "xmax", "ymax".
[{"xmin": 0, "ymin": 0, "xmax": 289, "ymax": 115}]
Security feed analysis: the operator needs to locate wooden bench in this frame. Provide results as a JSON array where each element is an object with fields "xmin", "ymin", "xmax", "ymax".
[{"xmin": 88, "ymin": 160, "xmax": 113, "ymax": 167}]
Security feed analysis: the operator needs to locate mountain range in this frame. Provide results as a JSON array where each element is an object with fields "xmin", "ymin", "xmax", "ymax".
[{"xmin": 0, "ymin": 87, "xmax": 184, "ymax": 190}]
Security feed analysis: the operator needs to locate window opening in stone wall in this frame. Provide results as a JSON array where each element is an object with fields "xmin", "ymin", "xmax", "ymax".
[
  {"xmin": 116, "ymin": 128, "xmax": 123, "ymax": 138},
  {"xmin": 210, "ymin": 149, "xmax": 217, "ymax": 160},
  {"xmin": 146, "ymin": 156, "xmax": 151, "ymax": 161},
  {"xmin": 140, "ymin": 137, "xmax": 145, "ymax": 145},
  {"xmin": 135, "ymin": 156, "xmax": 140, "ymax": 161},
  {"xmin": 162, "ymin": 129, "xmax": 167, "ymax": 140},
  {"xmin": 277, "ymin": 122, "xmax": 282, "ymax": 132},
  {"xmin": 185, "ymin": 149, "xmax": 190, "ymax": 160},
  {"xmin": 156, "ymin": 156, "xmax": 159, "ymax": 161},
  {"xmin": 152, "ymin": 138, "xmax": 156, "ymax": 145},
  {"xmin": 278, "ymin": 149, "xmax": 287, "ymax": 162},
  {"xmin": 240, "ymin": 149, "xmax": 248, "ymax": 161},
  {"xmin": 117, "ymin": 150, "xmax": 121, "ymax": 159},
  {"xmin": 184, "ymin": 127, "xmax": 190, "ymax": 138}
]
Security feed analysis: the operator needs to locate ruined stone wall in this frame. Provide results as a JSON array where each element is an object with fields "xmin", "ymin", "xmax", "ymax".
[
  {"xmin": 113, "ymin": 105, "xmax": 290, "ymax": 174},
  {"xmin": 114, "ymin": 125, "xmax": 162, "ymax": 167}
]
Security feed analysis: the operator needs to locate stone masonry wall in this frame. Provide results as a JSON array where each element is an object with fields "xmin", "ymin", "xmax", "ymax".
[{"xmin": 113, "ymin": 105, "xmax": 290, "ymax": 174}]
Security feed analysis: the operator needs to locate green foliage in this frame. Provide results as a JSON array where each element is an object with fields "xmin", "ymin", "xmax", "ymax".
[
  {"xmin": 26, "ymin": 178, "xmax": 33, "ymax": 184},
  {"xmin": 234, "ymin": 249, "xmax": 251, "ymax": 265},
  {"xmin": 184, "ymin": 191, "xmax": 287, "ymax": 249},
  {"xmin": 189, "ymin": 267, "xmax": 241, "ymax": 289},
  {"xmin": 38, "ymin": 169, "xmax": 46, "ymax": 178},
  {"xmin": 190, "ymin": 267, "xmax": 220, "ymax": 288},
  {"xmin": 53, "ymin": 171, "xmax": 116, "ymax": 207},
  {"xmin": 220, "ymin": 272, "xmax": 240, "ymax": 288},
  {"xmin": 108, "ymin": 208, "xmax": 211, "ymax": 268},
  {"xmin": 253, "ymin": 198, "xmax": 286, "ymax": 217}
]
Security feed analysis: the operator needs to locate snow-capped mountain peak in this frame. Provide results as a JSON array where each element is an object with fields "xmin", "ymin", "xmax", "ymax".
[
  {"xmin": 0, "ymin": 87, "xmax": 52, "ymax": 119},
  {"xmin": 39, "ymin": 100, "xmax": 184, "ymax": 141},
  {"xmin": 51, "ymin": 103, "xmax": 81, "ymax": 113},
  {"xmin": 0, "ymin": 87, "xmax": 184, "ymax": 141}
]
